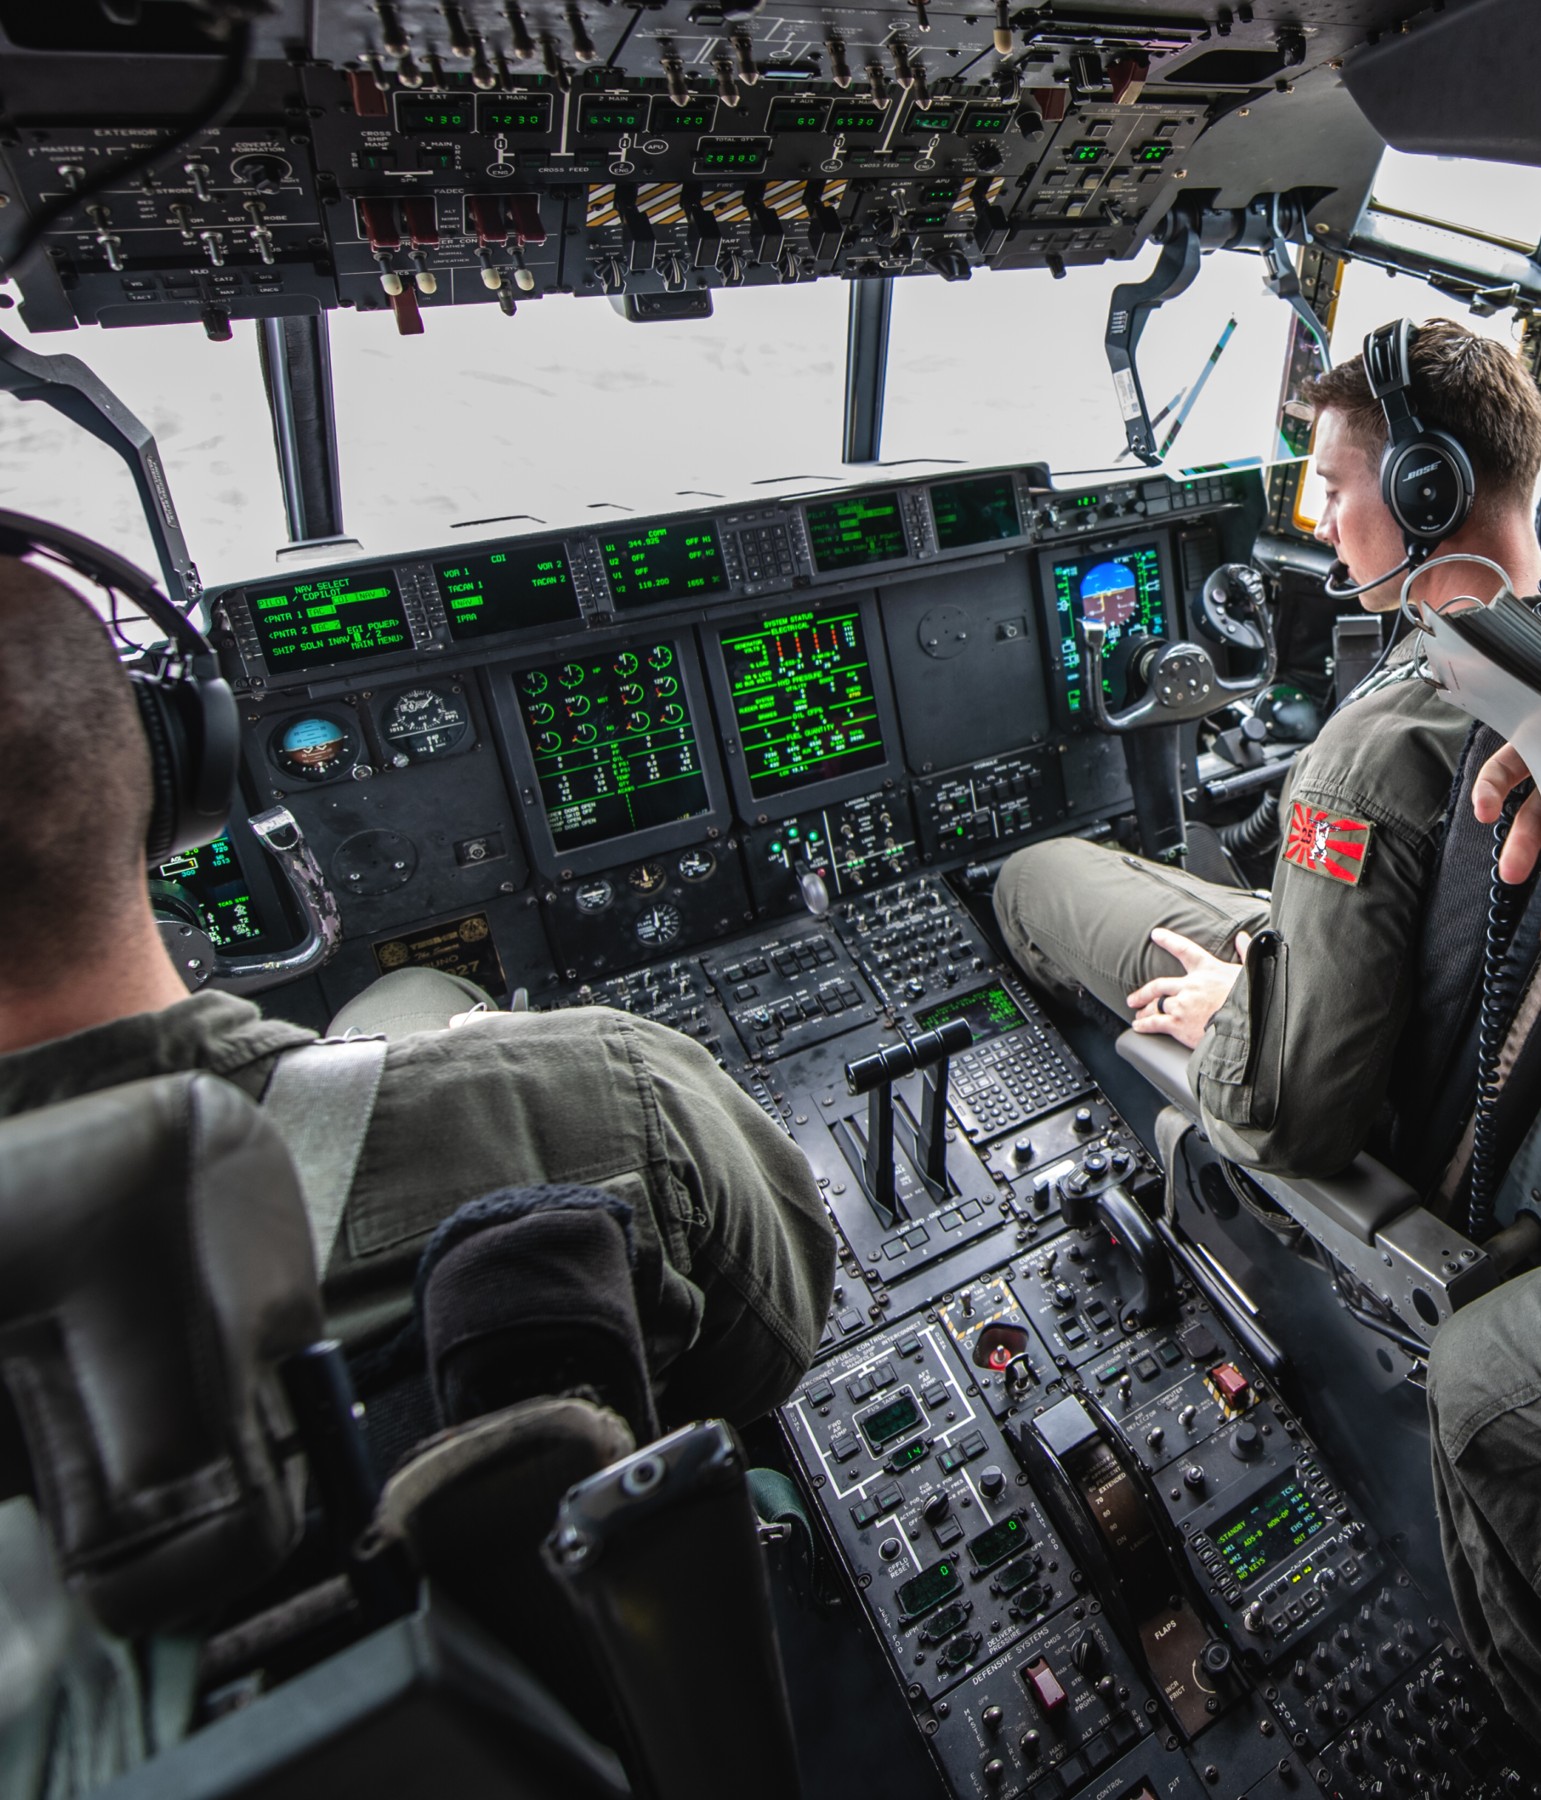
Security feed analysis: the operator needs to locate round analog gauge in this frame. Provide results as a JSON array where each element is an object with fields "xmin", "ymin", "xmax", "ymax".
[
  {"xmin": 614, "ymin": 651, "xmax": 639, "ymax": 676},
  {"xmin": 559, "ymin": 662, "xmax": 586, "ymax": 688},
  {"xmin": 678, "ymin": 849, "xmax": 715, "ymax": 883},
  {"xmin": 648, "ymin": 644, "xmax": 674, "ymax": 671},
  {"xmin": 522, "ymin": 669, "xmax": 548, "ymax": 696},
  {"xmin": 576, "ymin": 878, "xmax": 614, "ymax": 912},
  {"xmin": 271, "ymin": 712, "xmax": 356, "ymax": 783},
  {"xmin": 660, "ymin": 702, "xmax": 685, "ymax": 727},
  {"xmin": 629, "ymin": 861, "xmax": 666, "ymax": 893},
  {"xmin": 654, "ymin": 674, "xmax": 679, "ymax": 698},
  {"xmin": 381, "ymin": 685, "xmax": 470, "ymax": 763},
  {"xmin": 636, "ymin": 904, "xmax": 682, "ymax": 947}
]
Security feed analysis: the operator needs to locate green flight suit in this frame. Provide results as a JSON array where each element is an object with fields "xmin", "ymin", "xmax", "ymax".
[{"xmin": 993, "ymin": 641, "xmax": 1470, "ymax": 1179}]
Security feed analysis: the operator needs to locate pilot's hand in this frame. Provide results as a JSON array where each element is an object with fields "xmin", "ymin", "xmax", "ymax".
[
  {"xmin": 1127, "ymin": 927, "xmax": 1252, "ymax": 1050},
  {"xmin": 1473, "ymin": 741, "xmax": 1541, "ymax": 884}
]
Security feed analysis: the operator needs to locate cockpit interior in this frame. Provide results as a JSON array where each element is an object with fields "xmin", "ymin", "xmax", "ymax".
[{"xmin": 5, "ymin": 1, "xmax": 1541, "ymax": 1795}]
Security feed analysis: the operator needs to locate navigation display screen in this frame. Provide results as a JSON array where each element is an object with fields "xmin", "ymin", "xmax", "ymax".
[
  {"xmin": 719, "ymin": 607, "xmax": 888, "ymax": 799},
  {"xmin": 1212, "ymin": 1479, "xmax": 1326, "ymax": 1586},
  {"xmin": 437, "ymin": 543, "xmax": 580, "ymax": 641},
  {"xmin": 247, "ymin": 568, "xmax": 411, "ymax": 672},
  {"xmin": 804, "ymin": 492, "xmax": 906, "ymax": 574},
  {"xmin": 931, "ymin": 474, "xmax": 1021, "ymax": 550},
  {"xmin": 515, "ymin": 641, "xmax": 711, "ymax": 852},
  {"xmin": 599, "ymin": 520, "xmax": 729, "ymax": 609},
  {"xmin": 1048, "ymin": 542, "xmax": 1167, "ymax": 716},
  {"xmin": 151, "ymin": 834, "xmax": 263, "ymax": 948},
  {"xmin": 915, "ymin": 981, "xmax": 1026, "ymax": 1042}
]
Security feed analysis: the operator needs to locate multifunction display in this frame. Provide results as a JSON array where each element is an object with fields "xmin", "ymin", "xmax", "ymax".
[
  {"xmin": 804, "ymin": 492, "xmax": 907, "ymax": 574},
  {"xmin": 1212, "ymin": 1479, "xmax": 1326, "ymax": 1586},
  {"xmin": 515, "ymin": 641, "xmax": 710, "ymax": 852},
  {"xmin": 599, "ymin": 520, "xmax": 728, "ymax": 609},
  {"xmin": 719, "ymin": 608, "xmax": 887, "ymax": 799},
  {"xmin": 151, "ymin": 834, "xmax": 263, "ymax": 948},
  {"xmin": 436, "ymin": 543, "xmax": 580, "ymax": 641},
  {"xmin": 914, "ymin": 981, "xmax": 1027, "ymax": 1042},
  {"xmin": 1049, "ymin": 542, "xmax": 1167, "ymax": 715},
  {"xmin": 930, "ymin": 473, "xmax": 1021, "ymax": 551},
  {"xmin": 246, "ymin": 568, "xmax": 411, "ymax": 672}
]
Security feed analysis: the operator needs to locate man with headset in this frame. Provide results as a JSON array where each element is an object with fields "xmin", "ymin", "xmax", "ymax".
[
  {"xmin": 993, "ymin": 317, "xmax": 1541, "ymax": 1185},
  {"xmin": 0, "ymin": 534, "xmax": 836, "ymax": 1432}
]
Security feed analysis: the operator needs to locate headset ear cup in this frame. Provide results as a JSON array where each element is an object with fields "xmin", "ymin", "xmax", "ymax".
[
  {"xmin": 131, "ymin": 673, "xmax": 181, "ymax": 865},
  {"xmin": 1381, "ymin": 429, "xmax": 1476, "ymax": 544}
]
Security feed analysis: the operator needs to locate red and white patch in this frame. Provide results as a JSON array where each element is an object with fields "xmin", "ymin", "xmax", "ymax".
[{"xmin": 1283, "ymin": 802, "xmax": 1373, "ymax": 886}]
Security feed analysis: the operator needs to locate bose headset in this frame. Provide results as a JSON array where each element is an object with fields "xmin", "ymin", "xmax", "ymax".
[
  {"xmin": 0, "ymin": 509, "xmax": 239, "ymax": 861},
  {"xmin": 1325, "ymin": 317, "xmax": 1478, "ymax": 600}
]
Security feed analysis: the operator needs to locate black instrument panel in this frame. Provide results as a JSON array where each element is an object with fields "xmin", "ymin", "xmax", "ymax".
[{"xmin": 193, "ymin": 464, "xmax": 1257, "ymax": 993}]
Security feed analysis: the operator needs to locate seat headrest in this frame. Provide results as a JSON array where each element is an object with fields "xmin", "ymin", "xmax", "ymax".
[{"xmin": 0, "ymin": 1072, "xmax": 324, "ymax": 1636}]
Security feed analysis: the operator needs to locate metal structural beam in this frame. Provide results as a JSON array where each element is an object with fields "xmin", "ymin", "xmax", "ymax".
[
  {"xmin": 842, "ymin": 277, "xmax": 893, "ymax": 466},
  {"xmin": 258, "ymin": 314, "xmax": 345, "ymax": 546}
]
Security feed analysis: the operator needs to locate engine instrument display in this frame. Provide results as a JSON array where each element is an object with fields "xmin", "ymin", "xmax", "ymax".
[
  {"xmin": 804, "ymin": 492, "xmax": 907, "ymax": 574},
  {"xmin": 152, "ymin": 834, "xmax": 263, "ymax": 948},
  {"xmin": 516, "ymin": 641, "xmax": 711, "ymax": 852},
  {"xmin": 930, "ymin": 473, "xmax": 1021, "ymax": 551},
  {"xmin": 1048, "ymin": 542, "xmax": 1167, "ymax": 715},
  {"xmin": 719, "ymin": 607, "xmax": 888, "ymax": 799},
  {"xmin": 599, "ymin": 520, "xmax": 729, "ymax": 609},
  {"xmin": 914, "ymin": 980, "xmax": 1027, "ymax": 1042},
  {"xmin": 1211, "ymin": 1479, "xmax": 1326, "ymax": 1586},
  {"xmin": 437, "ymin": 543, "xmax": 580, "ymax": 641},
  {"xmin": 246, "ymin": 568, "xmax": 412, "ymax": 672}
]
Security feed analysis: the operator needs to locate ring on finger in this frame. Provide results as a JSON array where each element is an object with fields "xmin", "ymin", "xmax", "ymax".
[{"xmin": 1157, "ymin": 995, "xmax": 1169, "ymax": 1014}]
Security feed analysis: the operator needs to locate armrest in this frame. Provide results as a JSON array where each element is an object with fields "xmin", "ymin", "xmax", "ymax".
[{"xmin": 1113, "ymin": 1028, "xmax": 1414, "ymax": 1244}]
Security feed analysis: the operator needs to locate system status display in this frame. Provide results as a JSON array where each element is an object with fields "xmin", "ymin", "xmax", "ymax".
[
  {"xmin": 437, "ymin": 542, "xmax": 581, "ymax": 641},
  {"xmin": 516, "ymin": 642, "xmax": 711, "ymax": 852},
  {"xmin": 247, "ymin": 569, "xmax": 411, "ymax": 672},
  {"xmin": 599, "ymin": 520, "xmax": 728, "ymax": 609},
  {"xmin": 720, "ymin": 608, "xmax": 887, "ymax": 799},
  {"xmin": 804, "ymin": 492, "xmax": 907, "ymax": 574},
  {"xmin": 1211, "ymin": 1480, "xmax": 1326, "ymax": 1586},
  {"xmin": 930, "ymin": 473, "xmax": 1021, "ymax": 550},
  {"xmin": 151, "ymin": 835, "xmax": 263, "ymax": 949},
  {"xmin": 915, "ymin": 981, "xmax": 1026, "ymax": 1042},
  {"xmin": 1050, "ymin": 543, "xmax": 1166, "ymax": 715}
]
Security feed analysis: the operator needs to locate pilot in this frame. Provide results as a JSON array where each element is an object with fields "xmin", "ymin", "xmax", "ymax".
[
  {"xmin": 0, "ymin": 555, "xmax": 836, "ymax": 1428},
  {"xmin": 993, "ymin": 319, "xmax": 1541, "ymax": 1182}
]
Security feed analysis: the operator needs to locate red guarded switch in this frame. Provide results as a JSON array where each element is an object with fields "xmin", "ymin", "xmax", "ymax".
[
  {"xmin": 359, "ymin": 198, "xmax": 401, "ymax": 253},
  {"xmin": 401, "ymin": 198, "xmax": 439, "ymax": 248},
  {"xmin": 1021, "ymin": 1658, "xmax": 1067, "ymax": 1715},
  {"xmin": 505, "ymin": 192, "xmax": 546, "ymax": 247},
  {"xmin": 1210, "ymin": 1363, "xmax": 1250, "ymax": 1408},
  {"xmin": 469, "ymin": 195, "xmax": 509, "ymax": 246}
]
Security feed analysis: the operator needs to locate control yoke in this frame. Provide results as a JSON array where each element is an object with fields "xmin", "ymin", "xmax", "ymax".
[
  {"xmin": 1083, "ymin": 564, "xmax": 1277, "ymax": 734},
  {"xmin": 155, "ymin": 806, "xmax": 343, "ymax": 995}
]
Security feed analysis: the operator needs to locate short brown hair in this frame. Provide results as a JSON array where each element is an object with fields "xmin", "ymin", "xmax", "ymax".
[
  {"xmin": 1303, "ymin": 318, "xmax": 1541, "ymax": 511},
  {"xmin": 0, "ymin": 558, "xmax": 153, "ymax": 982}
]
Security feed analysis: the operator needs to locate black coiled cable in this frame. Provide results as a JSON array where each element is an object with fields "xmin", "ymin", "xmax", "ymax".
[
  {"xmin": 1466, "ymin": 779, "xmax": 1536, "ymax": 1242},
  {"xmin": 1217, "ymin": 790, "xmax": 1280, "ymax": 858}
]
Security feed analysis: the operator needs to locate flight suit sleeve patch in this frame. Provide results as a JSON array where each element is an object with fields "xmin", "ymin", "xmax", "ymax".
[{"xmin": 1282, "ymin": 801, "xmax": 1373, "ymax": 886}]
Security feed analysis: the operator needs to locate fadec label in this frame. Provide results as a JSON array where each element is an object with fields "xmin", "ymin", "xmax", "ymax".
[{"xmin": 1283, "ymin": 802, "xmax": 1373, "ymax": 886}]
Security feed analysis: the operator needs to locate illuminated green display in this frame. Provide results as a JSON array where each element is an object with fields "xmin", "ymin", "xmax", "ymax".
[
  {"xmin": 720, "ymin": 607, "xmax": 888, "ymax": 799},
  {"xmin": 931, "ymin": 474, "xmax": 1021, "ymax": 550},
  {"xmin": 804, "ymin": 490, "xmax": 906, "ymax": 573},
  {"xmin": 600, "ymin": 520, "xmax": 728, "ymax": 609},
  {"xmin": 1213, "ymin": 1480, "xmax": 1325, "ymax": 1586},
  {"xmin": 909, "ymin": 108, "xmax": 957, "ymax": 133},
  {"xmin": 769, "ymin": 99, "xmax": 827, "ymax": 132},
  {"xmin": 478, "ymin": 96, "xmax": 552, "ymax": 133},
  {"xmin": 696, "ymin": 137, "xmax": 769, "ymax": 171},
  {"xmin": 829, "ymin": 106, "xmax": 884, "ymax": 134},
  {"xmin": 1135, "ymin": 141, "xmax": 1172, "ymax": 163},
  {"xmin": 1069, "ymin": 140, "xmax": 1107, "ymax": 163},
  {"xmin": 915, "ymin": 981, "xmax": 1027, "ymax": 1042},
  {"xmin": 436, "ymin": 542, "xmax": 580, "ymax": 641},
  {"xmin": 577, "ymin": 98, "xmax": 645, "ymax": 134},
  {"xmin": 248, "ymin": 569, "xmax": 411, "ymax": 671},
  {"xmin": 860, "ymin": 1392, "xmax": 922, "ymax": 1449},
  {"xmin": 152, "ymin": 834, "xmax": 263, "ymax": 948},
  {"xmin": 961, "ymin": 108, "xmax": 1009, "ymax": 134},
  {"xmin": 397, "ymin": 98, "xmax": 473, "ymax": 133},
  {"xmin": 897, "ymin": 1561, "xmax": 962, "ymax": 1621},
  {"xmin": 968, "ymin": 1514, "xmax": 1028, "ymax": 1571},
  {"xmin": 650, "ymin": 99, "xmax": 714, "ymax": 133},
  {"xmin": 516, "ymin": 642, "xmax": 711, "ymax": 851},
  {"xmin": 1051, "ymin": 543, "xmax": 1166, "ymax": 716}
]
